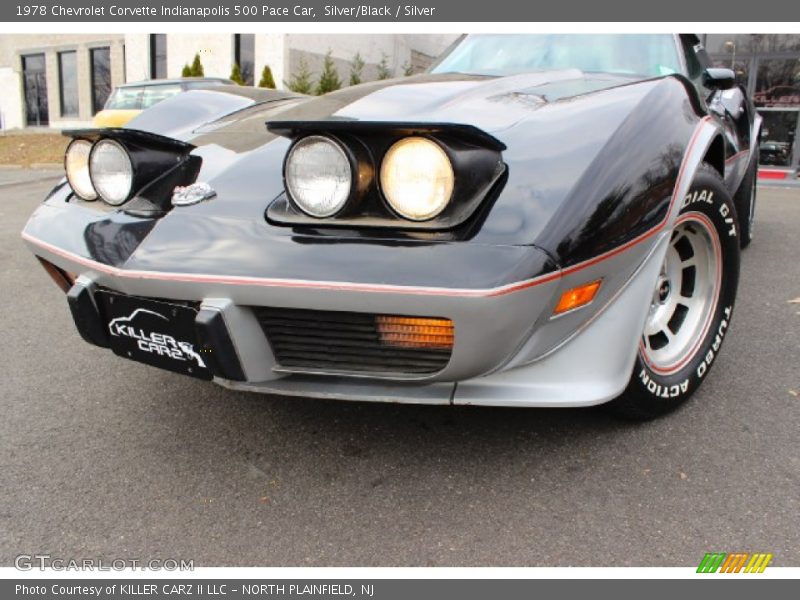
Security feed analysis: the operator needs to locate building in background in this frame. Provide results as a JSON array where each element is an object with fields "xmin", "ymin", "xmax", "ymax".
[
  {"xmin": 0, "ymin": 34, "xmax": 125, "ymax": 130},
  {"xmin": 704, "ymin": 34, "xmax": 800, "ymax": 178},
  {"xmin": 0, "ymin": 33, "xmax": 457, "ymax": 131},
  {"xmin": 123, "ymin": 33, "xmax": 456, "ymax": 91}
]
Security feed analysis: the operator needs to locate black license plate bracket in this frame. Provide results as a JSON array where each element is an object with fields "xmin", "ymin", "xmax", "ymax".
[{"xmin": 96, "ymin": 291, "xmax": 212, "ymax": 380}]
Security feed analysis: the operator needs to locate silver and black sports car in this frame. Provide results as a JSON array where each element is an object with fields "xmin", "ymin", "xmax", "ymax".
[{"xmin": 22, "ymin": 34, "xmax": 760, "ymax": 419}]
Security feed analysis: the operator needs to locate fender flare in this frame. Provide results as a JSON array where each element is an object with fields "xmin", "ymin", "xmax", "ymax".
[
  {"xmin": 747, "ymin": 109, "xmax": 764, "ymax": 171},
  {"xmin": 665, "ymin": 115, "xmax": 722, "ymax": 226}
]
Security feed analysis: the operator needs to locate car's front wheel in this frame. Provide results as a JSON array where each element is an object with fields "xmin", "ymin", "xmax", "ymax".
[{"xmin": 610, "ymin": 164, "xmax": 741, "ymax": 420}]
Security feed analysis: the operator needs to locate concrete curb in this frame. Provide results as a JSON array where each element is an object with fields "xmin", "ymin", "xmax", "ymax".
[
  {"xmin": 759, "ymin": 178, "xmax": 800, "ymax": 189},
  {"xmin": 0, "ymin": 163, "xmax": 61, "ymax": 170},
  {"xmin": 0, "ymin": 169, "xmax": 63, "ymax": 188}
]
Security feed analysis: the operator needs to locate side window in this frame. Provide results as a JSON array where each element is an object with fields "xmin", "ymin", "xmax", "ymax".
[
  {"xmin": 680, "ymin": 35, "xmax": 707, "ymax": 86},
  {"xmin": 679, "ymin": 35, "xmax": 714, "ymax": 103}
]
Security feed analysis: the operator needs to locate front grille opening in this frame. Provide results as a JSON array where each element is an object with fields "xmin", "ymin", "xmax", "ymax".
[{"xmin": 253, "ymin": 307, "xmax": 454, "ymax": 375}]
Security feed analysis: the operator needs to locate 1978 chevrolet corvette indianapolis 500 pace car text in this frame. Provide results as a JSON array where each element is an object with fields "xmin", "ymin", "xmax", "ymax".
[{"xmin": 21, "ymin": 34, "xmax": 760, "ymax": 419}]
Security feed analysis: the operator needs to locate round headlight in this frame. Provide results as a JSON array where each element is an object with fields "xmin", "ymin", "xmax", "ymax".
[
  {"xmin": 89, "ymin": 139, "xmax": 133, "ymax": 206},
  {"xmin": 285, "ymin": 136, "xmax": 352, "ymax": 218},
  {"xmin": 64, "ymin": 139, "xmax": 97, "ymax": 201},
  {"xmin": 380, "ymin": 137, "xmax": 454, "ymax": 221}
]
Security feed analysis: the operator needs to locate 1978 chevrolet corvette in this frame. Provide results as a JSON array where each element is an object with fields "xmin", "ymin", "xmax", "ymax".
[{"xmin": 22, "ymin": 34, "xmax": 760, "ymax": 419}]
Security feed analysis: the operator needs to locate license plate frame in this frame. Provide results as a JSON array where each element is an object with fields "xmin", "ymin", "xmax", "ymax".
[{"xmin": 96, "ymin": 291, "xmax": 213, "ymax": 380}]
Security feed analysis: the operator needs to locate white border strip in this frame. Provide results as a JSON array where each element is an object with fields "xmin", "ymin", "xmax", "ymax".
[
  {"xmin": 1, "ymin": 22, "xmax": 799, "ymax": 34},
  {"xmin": 2, "ymin": 566, "xmax": 799, "ymax": 579}
]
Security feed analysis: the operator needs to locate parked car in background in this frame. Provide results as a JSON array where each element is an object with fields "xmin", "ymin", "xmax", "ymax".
[
  {"xmin": 759, "ymin": 140, "xmax": 791, "ymax": 166},
  {"xmin": 93, "ymin": 78, "xmax": 236, "ymax": 127}
]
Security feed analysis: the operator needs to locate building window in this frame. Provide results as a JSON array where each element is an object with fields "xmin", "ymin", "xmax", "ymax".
[
  {"xmin": 150, "ymin": 34, "xmax": 167, "ymax": 79},
  {"xmin": 704, "ymin": 34, "xmax": 757, "ymax": 56},
  {"xmin": 90, "ymin": 47, "xmax": 111, "ymax": 114},
  {"xmin": 759, "ymin": 112, "xmax": 797, "ymax": 167},
  {"xmin": 706, "ymin": 34, "xmax": 800, "ymax": 56},
  {"xmin": 58, "ymin": 51, "xmax": 78, "ymax": 117},
  {"xmin": 21, "ymin": 53, "xmax": 48, "ymax": 126},
  {"xmin": 234, "ymin": 33, "xmax": 255, "ymax": 85},
  {"xmin": 709, "ymin": 55, "xmax": 750, "ymax": 87},
  {"xmin": 754, "ymin": 58, "xmax": 800, "ymax": 108}
]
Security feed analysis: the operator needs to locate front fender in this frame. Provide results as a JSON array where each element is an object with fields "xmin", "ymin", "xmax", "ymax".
[{"xmin": 496, "ymin": 87, "xmax": 722, "ymax": 368}]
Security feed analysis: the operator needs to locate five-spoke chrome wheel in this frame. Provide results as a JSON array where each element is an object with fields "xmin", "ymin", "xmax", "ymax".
[{"xmin": 641, "ymin": 217, "xmax": 720, "ymax": 372}]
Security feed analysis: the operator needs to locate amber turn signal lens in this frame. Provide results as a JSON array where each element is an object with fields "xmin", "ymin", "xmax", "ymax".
[
  {"xmin": 553, "ymin": 280, "xmax": 602, "ymax": 315},
  {"xmin": 36, "ymin": 257, "xmax": 76, "ymax": 293},
  {"xmin": 376, "ymin": 316, "xmax": 454, "ymax": 349}
]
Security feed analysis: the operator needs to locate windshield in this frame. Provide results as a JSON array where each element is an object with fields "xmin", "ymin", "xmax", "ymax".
[
  {"xmin": 140, "ymin": 84, "xmax": 182, "ymax": 108},
  {"xmin": 431, "ymin": 34, "xmax": 682, "ymax": 78},
  {"xmin": 104, "ymin": 84, "xmax": 183, "ymax": 110},
  {"xmin": 184, "ymin": 80, "xmax": 227, "ymax": 89},
  {"xmin": 105, "ymin": 86, "xmax": 144, "ymax": 110}
]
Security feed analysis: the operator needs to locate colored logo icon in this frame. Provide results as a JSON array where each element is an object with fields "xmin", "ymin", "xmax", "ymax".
[{"xmin": 697, "ymin": 552, "xmax": 773, "ymax": 573}]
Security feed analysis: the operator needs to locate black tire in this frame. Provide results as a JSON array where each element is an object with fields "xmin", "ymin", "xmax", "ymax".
[
  {"xmin": 609, "ymin": 164, "xmax": 741, "ymax": 420},
  {"xmin": 734, "ymin": 156, "xmax": 757, "ymax": 249}
]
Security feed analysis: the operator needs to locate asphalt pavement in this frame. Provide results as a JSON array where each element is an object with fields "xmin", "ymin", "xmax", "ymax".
[{"xmin": 1, "ymin": 174, "xmax": 798, "ymax": 567}]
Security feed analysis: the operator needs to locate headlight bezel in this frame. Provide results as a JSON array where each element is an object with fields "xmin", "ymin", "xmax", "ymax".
[
  {"xmin": 60, "ymin": 128, "xmax": 199, "ymax": 215},
  {"xmin": 266, "ymin": 121, "xmax": 506, "ymax": 232}
]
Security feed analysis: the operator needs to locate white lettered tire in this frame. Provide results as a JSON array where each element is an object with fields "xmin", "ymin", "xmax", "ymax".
[{"xmin": 610, "ymin": 164, "xmax": 741, "ymax": 420}]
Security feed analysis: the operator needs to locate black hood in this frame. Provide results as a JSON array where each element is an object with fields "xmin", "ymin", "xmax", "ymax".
[{"xmin": 156, "ymin": 70, "xmax": 648, "ymax": 152}]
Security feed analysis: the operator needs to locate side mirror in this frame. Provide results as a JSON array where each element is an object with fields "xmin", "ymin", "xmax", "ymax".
[{"xmin": 702, "ymin": 68, "xmax": 736, "ymax": 90}]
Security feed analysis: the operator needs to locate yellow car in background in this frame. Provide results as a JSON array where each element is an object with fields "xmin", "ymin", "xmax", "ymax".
[{"xmin": 93, "ymin": 77, "xmax": 235, "ymax": 127}]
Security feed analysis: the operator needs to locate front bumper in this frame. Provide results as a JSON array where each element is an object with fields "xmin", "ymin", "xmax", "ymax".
[
  {"xmin": 36, "ymin": 242, "xmax": 561, "ymax": 383},
  {"xmin": 25, "ymin": 226, "xmax": 669, "ymax": 407}
]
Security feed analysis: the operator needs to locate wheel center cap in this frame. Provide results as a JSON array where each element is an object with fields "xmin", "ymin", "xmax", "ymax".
[{"xmin": 657, "ymin": 278, "xmax": 671, "ymax": 303}]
